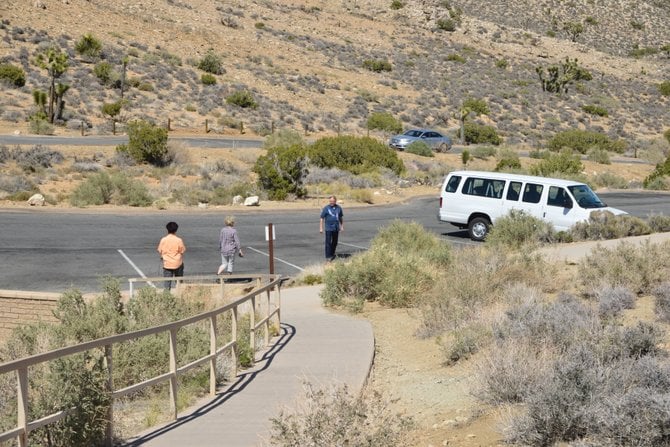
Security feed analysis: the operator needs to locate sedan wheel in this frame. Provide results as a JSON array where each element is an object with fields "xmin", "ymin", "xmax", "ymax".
[{"xmin": 438, "ymin": 142, "xmax": 449, "ymax": 153}]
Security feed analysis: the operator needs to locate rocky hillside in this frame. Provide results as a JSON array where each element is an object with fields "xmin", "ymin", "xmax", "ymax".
[{"xmin": 0, "ymin": 0, "xmax": 668, "ymax": 150}]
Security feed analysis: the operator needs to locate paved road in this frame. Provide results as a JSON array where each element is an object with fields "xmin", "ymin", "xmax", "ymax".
[
  {"xmin": 0, "ymin": 192, "xmax": 668, "ymax": 294},
  {"xmin": 0, "ymin": 134, "xmax": 263, "ymax": 149}
]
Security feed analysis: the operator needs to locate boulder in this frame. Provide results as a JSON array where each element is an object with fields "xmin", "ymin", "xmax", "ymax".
[
  {"xmin": 232, "ymin": 195, "xmax": 243, "ymax": 205},
  {"xmin": 244, "ymin": 196, "xmax": 260, "ymax": 206},
  {"xmin": 27, "ymin": 194, "xmax": 45, "ymax": 206}
]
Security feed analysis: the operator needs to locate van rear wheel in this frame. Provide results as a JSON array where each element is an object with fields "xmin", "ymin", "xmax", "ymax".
[{"xmin": 468, "ymin": 217, "xmax": 490, "ymax": 241}]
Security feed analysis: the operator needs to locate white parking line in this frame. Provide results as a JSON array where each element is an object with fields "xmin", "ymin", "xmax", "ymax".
[
  {"xmin": 246, "ymin": 246, "xmax": 305, "ymax": 272},
  {"xmin": 118, "ymin": 249, "xmax": 156, "ymax": 288}
]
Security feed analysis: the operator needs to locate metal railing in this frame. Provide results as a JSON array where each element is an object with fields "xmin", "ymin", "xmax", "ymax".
[{"xmin": 0, "ymin": 274, "xmax": 282, "ymax": 447}]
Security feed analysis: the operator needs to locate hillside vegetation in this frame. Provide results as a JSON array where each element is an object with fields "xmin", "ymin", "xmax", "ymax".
[{"xmin": 0, "ymin": 0, "xmax": 668, "ymax": 150}]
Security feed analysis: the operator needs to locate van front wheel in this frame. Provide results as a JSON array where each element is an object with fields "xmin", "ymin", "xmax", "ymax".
[{"xmin": 468, "ymin": 217, "xmax": 490, "ymax": 241}]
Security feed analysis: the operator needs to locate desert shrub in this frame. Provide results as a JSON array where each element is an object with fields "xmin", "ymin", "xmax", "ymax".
[
  {"xmin": 664, "ymin": 129, "xmax": 670, "ymax": 145},
  {"xmin": 570, "ymin": 210, "xmax": 651, "ymax": 241},
  {"xmin": 595, "ymin": 284, "xmax": 636, "ymax": 318},
  {"xmin": 270, "ymin": 382, "xmax": 413, "ymax": 446},
  {"xmin": 309, "ymin": 135, "xmax": 404, "ymax": 175},
  {"xmin": 592, "ymin": 171, "xmax": 628, "ymax": 189},
  {"xmin": 0, "ymin": 62, "xmax": 26, "ymax": 87},
  {"xmin": 69, "ymin": 172, "xmax": 114, "ymax": 206},
  {"xmin": 441, "ymin": 323, "xmax": 489, "ymax": 365},
  {"xmin": 587, "ymin": 147, "xmax": 611, "ymax": 164},
  {"xmin": 486, "ymin": 210, "xmax": 558, "ymax": 249},
  {"xmin": 437, "ymin": 18, "xmax": 456, "ymax": 31},
  {"xmin": 74, "ymin": 33, "xmax": 102, "ymax": 59},
  {"xmin": 321, "ymin": 221, "xmax": 450, "ymax": 311},
  {"xmin": 390, "ymin": 0, "xmax": 404, "ymax": 9},
  {"xmin": 446, "ymin": 53, "xmax": 465, "ymax": 63},
  {"xmin": 581, "ymin": 104, "xmax": 608, "ymax": 117},
  {"xmin": 226, "ymin": 90, "xmax": 257, "ymax": 108},
  {"xmin": 579, "ymin": 240, "xmax": 670, "ymax": 296},
  {"xmin": 362, "ymin": 59, "xmax": 392, "ymax": 72},
  {"xmin": 253, "ymin": 145, "xmax": 308, "ymax": 200},
  {"xmin": 11, "ymin": 145, "xmax": 64, "ymax": 170},
  {"xmin": 547, "ymin": 129, "xmax": 626, "ymax": 154},
  {"xmin": 197, "ymin": 50, "xmax": 224, "ymax": 74},
  {"xmin": 110, "ymin": 173, "xmax": 153, "ymax": 206},
  {"xmin": 209, "ymin": 182, "xmax": 257, "ymax": 205},
  {"xmin": 29, "ymin": 115, "xmax": 54, "ymax": 135},
  {"xmin": 93, "ymin": 61, "xmax": 116, "ymax": 85},
  {"xmin": 653, "ymin": 282, "xmax": 670, "ymax": 323},
  {"xmin": 463, "ymin": 122, "xmax": 501, "ymax": 145},
  {"xmin": 648, "ymin": 214, "xmax": 670, "ymax": 232},
  {"xmin": 530, "ymin": 149, "xmax": 583, "ymax": 176},
  {"xmin": 405, "ymin": 140, "xmax": 433, "ymax": 157},
  {"xmin": 470, "ymin": 145, "xmax": 496, "ymax": 159},
  {"xmin": 201, "ymin": 73, "xmax": 216, "ymax": 85},
  {"xmin": 117, "ymin": 120, "xmax": 170, "ymax": 166},
  {"xmin": 659, "ymin": 81, "xmax": 670, "ymax": 97},
  {"xmin": 495, "ymin": 149, "xmax": 521, "ymax": 171},
  {"xmin": 366, "ymin": 111, "xmax": 402, "ymax": 134},
  {"xmin": 644, "ymin": 175, "xmax": 669, "ymax": 190}
]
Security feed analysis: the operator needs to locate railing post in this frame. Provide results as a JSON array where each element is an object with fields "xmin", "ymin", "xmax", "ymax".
[
  {"xmin": 209, "ymin": 316, "xmax": 217, "ymax": 397},
  {"xmin": 17, "ymin": 367, "xmax": 28, "ymax": 447},
  {"xmin": 231, "ymin": 307, "xmax": 238, "ymax": 378},
  {"xmin": 168, "ymin": 329, "xmax": 178, "ymax": 420},
  {"xmin": 250, "ymin": 296, "xmax": 256, "ymax": 365},
  {"xmin": 264, "ymin": 289, "xmax": 271, "ymax": 346},
  {"xmin": 104, "ymin": 344, "xmax": 113, "ymax": 447},
  {"xmin": 129, "ymin": 279, "xmax": 134, "ymax": 299}
]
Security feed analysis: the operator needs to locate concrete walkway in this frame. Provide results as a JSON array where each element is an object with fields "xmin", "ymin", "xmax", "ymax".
[{"xmin": 122, "ymin": 285, "xmax": 374, "ymax": 447}]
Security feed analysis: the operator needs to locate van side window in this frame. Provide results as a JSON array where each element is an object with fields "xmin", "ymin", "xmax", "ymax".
[
  {"xmin": 547, "ymin": 186, "xmax": 571, "ymax": 207},
  {"xmin": 445, "ymin": 175, "xmax": 461, "ymax": 193},
  {"xmin": 462, "ymin": 177, "xmax": 505, "ymax": 199},
  {"xmin": 522, "ymin": 183, "xmax": 543, "ymax": 204},
  {"xmin": 506, "ymin": 181, "xmax": 521, "ymax": 201}
]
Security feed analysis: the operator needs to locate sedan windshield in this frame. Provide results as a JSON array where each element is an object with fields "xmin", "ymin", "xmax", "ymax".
[{"xmin": 568, "ymin": 184, "xmax": 606, "ymax": 208}]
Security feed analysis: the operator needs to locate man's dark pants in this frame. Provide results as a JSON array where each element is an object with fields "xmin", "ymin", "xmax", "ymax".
[
  {"xmin": 325, "ymin": 230, "xmax": 339, "ymax": 260},
  {"xmin": 163, "ymin": 263, "xmax": 184, "ymax": 290}
]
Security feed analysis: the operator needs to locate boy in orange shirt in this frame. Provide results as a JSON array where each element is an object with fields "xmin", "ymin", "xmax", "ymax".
[{"xmin": 157, "ymin": 221, "xmax": 186, "ymax": 290}]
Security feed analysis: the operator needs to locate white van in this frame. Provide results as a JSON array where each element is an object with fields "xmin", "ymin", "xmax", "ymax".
[{"xmin": 438, "ymin": 170, "xmax": 627, "ymax": 241}]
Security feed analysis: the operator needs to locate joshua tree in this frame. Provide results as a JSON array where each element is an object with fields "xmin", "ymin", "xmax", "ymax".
[{"xmin": 35, "ymin": 47, "xmax": 69, "ymax": 123}]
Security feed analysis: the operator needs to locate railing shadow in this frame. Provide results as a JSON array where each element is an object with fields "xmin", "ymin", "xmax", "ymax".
[{"xmin": 122, "ymin": 322, "xmax": 296, "ymax": 446}]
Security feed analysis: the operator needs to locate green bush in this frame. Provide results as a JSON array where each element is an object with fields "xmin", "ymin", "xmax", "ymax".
[
  {"xmin": 530, "ymin": 149, "xmax": 583, "ymax": 176},
  {"xmin": 0, "ymin": 63, "xmax": 26, "ymax": 87},
  {"xmin": 648, "ymin": 214, "xmax": 670, "ymax": 233},
  {"xmin": 366, "ymin": 112, "xmax": 402, "ymax": 134},
  {"xmin": 69, "ymin": 172, "xmax": 114, "ymax": 206},
  {"xmin": 197, "ymin": 51, "xmax": 224, "ymax": 74},
  {"xmin": 390, "ymin": 0, "xmax": 404, "ymax": 9},
  {"xmin": 226, "ymin": 90, "xmax": 257, "ymax": 108},
  {"xmin": 464, "ymin": 122, "xmax": 501, "ymax": 145},
  {"xmin": 116, "ymin": 120, "xmax": 170, "ymax": 166},
  {"xmin": 201, "ymin": 73, "xmax": 216, "ymax": 85},
  {"xmin": 93, "ymin": 61, "xmax": 116, "ymax": 85},
  {"xmin": 253, "ymin": 145, "xmax": 308, "ymax": 200},
  {"xmin": 664, "ymin": 129, "xmax": 670, "ymax": 145},
  {"xmin": 437, "ymin": 18, "xmax": 457, "ymax": 31},
  {"xmin": 362, "ymin": 59, "xmax": 392, "ymax": 73},
  {"xmin": 29, "ymin": 115, "xmax": 54, "ymax": 135},
  {"xmin": 405, "ymin": 141, "xmax": 434, "ymax": 157},
  {"xmin": 658, "ymin": 80, "xmax": 670, "ymax": 96},
  {"xmin": 645, "ymin": 175, "xmax": 669, "ymax": 190},
  {"xmin": 486, "ymin": 210, "xmax": 558, "ymax": 249},
  {"xmin": 75, "ymin": 33, "xmax": 102, "ymax": 59},
  {"xmin": 587, "ymin": 147, "xmax": 611, "ymax": 164},
  {"xmin": 547, "ymin": 129, "xmax": 626, "ymax": 154},
  {"xmin": 471, "ymin": 145, "xmax": 497, "ymax": 159},
  {"xmin": 446, "ymin": 53, "xmax": 465, "ymax": 63},
  {"xmin": 571, "ymin": 210, "xmax": 651, "ymax": 242},
  {"xmin": 309, "ymin": 135, "xmax": 404, "ymax": 175},
  {"xmin": 495, "ymin": 149, "xmax": 521, "ymax": 171},
  {"xmin": 592, "ymin": 171, "xmax": 628, "ymax": 189},
  {"xmin": 581, "ymin": 104, "xmax": 609, "ymax": 117}
]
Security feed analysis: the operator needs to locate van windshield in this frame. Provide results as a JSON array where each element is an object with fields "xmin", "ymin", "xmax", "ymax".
[{"xmin": 567, "ymin": 184, "xmax": 606, "ymax": 208}]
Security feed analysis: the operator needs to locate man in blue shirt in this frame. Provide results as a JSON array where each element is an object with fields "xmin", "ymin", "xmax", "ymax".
[{"xmin": 319, "ymin": 195, "xmax": 344, "ymax": 262}]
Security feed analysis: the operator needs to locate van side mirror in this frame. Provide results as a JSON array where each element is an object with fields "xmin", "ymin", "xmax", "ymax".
[{"xmin": 563, "ymin": 197, "xmax": 573, "ymax": 209}]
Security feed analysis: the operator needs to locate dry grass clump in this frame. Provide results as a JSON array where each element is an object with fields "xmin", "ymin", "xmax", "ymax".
[{"xmin": 270, "ymin": 382, "xmax": 414, "ymax": 447}]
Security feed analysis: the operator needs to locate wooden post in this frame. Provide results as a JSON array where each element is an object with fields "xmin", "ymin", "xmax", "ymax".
[
  {"xmin": 167, "ymin": 117, "xmax": 171, "ymax": 131},
  {"xmin": 231, "ymin": 307, "xmax": 238, "ymax": 378},
  {"xmin": 268, "ymin": 223, "xmax": 275, "ymax": 275},
  {"xmin": 209, "ymin": 316, "xmax": 217, "ymax": 396},
  {"xmin": 205, "ymin": 119, "xmax": 209, "ymax": 133},
  {"xmin": 271, "ymin": 120, "xmax": 275, "ymax": 134},
  {"xmin": 104, "ymin": 344, "xmax": 113, "ymax": 447},
  {"xmin": 80, "ymin": 121, "xmax": 84, "ymax": 136},
  {"xmin": 168, "ymin": 329, "xmax": 178, "ymax": 420},
  {"xmin": 112, "ymin": 120, "xmax": 116, "ymax": 136},
  {"xmin": 250, "ymin": 296, "xmax": 256, "ymax": 365},
  {"xmin": 17, "ymin": 367, "xmax": 28, "ymax": 447}
]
